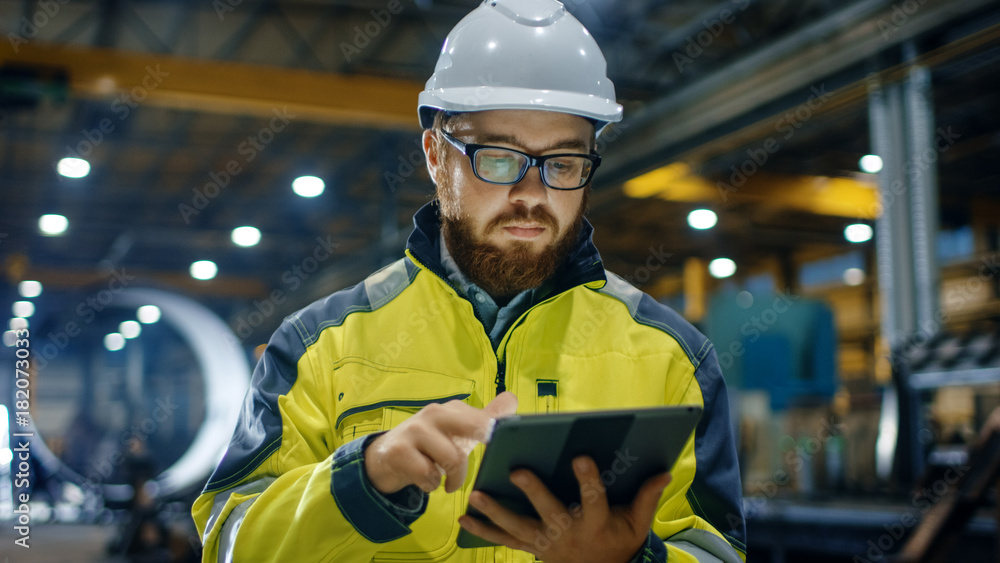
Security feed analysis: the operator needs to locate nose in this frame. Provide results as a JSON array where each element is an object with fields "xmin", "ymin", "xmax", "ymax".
[{"xmin": 508, "ymin": 165, "xmax": 547, "ymax": 208}]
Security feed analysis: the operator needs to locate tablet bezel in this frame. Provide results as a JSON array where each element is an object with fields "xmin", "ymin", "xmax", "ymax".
[{"xmin": 456, "ymin": 404, "xmax": 703, "ymax": 549}]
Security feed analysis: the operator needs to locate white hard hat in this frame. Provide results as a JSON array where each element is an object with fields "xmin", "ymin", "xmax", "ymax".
[{"xmin": 418, "ymin": 0, "xmax": 623, "ymax": 136}]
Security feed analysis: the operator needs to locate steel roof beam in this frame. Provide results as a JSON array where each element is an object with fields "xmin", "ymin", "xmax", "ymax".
[
  {"xmin": 0, "ymin": 41, "xmax": 424, "ymax": 129},
  {"xmin": 600, "ymin": 0, "xmax": 1000, "ymax": 186}
]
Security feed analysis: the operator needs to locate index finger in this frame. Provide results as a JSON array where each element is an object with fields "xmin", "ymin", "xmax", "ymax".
[{"xmin": 420, "ymin": 400, "xmax": 497, "ymax": 444}]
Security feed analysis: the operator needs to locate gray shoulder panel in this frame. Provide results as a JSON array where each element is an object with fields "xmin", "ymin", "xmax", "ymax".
[
  {"xmin": 597, "ymin": 271, "xmax": 643, "ymax": 317},
  {"xmin": 666, "ymin": 529, "xmax": 744, "ymax": 563},
  {"xmin": 596, "ymin": 270, "xmax": 708, "ymax": 368},
  {"xmin": 364, "ymin": 258, "xmax": 412, "ymax": 310}
]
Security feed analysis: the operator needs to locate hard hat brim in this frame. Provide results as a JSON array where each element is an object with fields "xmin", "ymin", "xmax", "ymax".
[{"xmin": 418, "ymin": 87, "xmax": 623, "ymax": 130}]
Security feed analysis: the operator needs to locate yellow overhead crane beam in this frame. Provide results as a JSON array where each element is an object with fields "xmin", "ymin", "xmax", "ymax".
[
  {"xmin": 0, "ymin": 41, "xmax": 424, "ymax": 130},
  {"xmin": 624, "ymin": 163, "xmax": 880, "ymax": 220}
]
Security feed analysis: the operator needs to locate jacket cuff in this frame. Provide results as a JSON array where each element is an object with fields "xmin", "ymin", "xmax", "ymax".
[
  {"xmin": 330, "ymin": 433, "xmax": 429, "ymax": 543},
  {"xmin": 628, "ymin": 530, "xmax": 668, "ymax": 563}
]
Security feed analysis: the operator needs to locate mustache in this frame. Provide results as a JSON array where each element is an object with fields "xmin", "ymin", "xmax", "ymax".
[{"xmin": 486, "ymin": 206, "xmax": 558, "ymax": 232}]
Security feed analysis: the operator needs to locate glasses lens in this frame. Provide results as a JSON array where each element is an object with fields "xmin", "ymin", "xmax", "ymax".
[
  {"xmin": 543, "ymin": 156, "xmax": 592, "ymax": 189},
  {"xmin": 474, "ymin": 149, "xmax": 526, "ymax": 183}
]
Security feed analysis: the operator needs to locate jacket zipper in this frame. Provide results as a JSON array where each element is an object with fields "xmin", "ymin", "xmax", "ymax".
[{"xmin": 495, "ymin": 362, "xmax": 506, "ymax": 395}]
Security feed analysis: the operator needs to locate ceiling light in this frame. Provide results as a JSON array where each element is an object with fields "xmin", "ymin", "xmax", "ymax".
[
  {"xmin": 57, "ymin": 157, "xmax": 91, "ymax": 178},
  {"xmin": 104, "ymin": 333, "xmax": 126, "ymax": 351},
  {"xmin": 845, "ymin": 223, "xmax": 873, "ymax": 243},
  {"xmin": 9, "ymin": 318, "xmax": 28, "ymax": 331},
  {"xmin": 119, "ymin": 320, "xmax": 142, "ymax": 339},
  {"xmin": 687, "ymin": 209, "xmax": 718, "ymax": 230},
  {"xmin": 137, "ymin": 305, "xmax": 161, "ymax": 324},
  {"xmin": 18, "ymin": 281, "xmax": 42, "ymax": 298},
  {"xmin": 709, "ymin": 258, "xmax": 737, "ymax": 279},
  {"xmin": 3, "ymin": 331, "xmax": 16, "ymax": 347},
  {"xmin": 292, "ymin": 176, "xmax": 325, "ymax": 198},
  {"xmin": 39, "ymin": 214, "xmax": 68, "ymax": 236},
  {"xmin": 190, "ymin": 260, "xmax": 218, "ymax": 281},
  {"xmin": 859, "ymin": 154, "xmax": 882, "ymax": 174},
  {"xmin": 12, "ymin": 301, "xmax": 35, "ymax": 318},
  {"xmin": 844, "ymin": 268, "xmax": 866, "ymax": 286},
  {"xmin": 232, "ymin": 226, "xmax": 261, "ymax": 247}
]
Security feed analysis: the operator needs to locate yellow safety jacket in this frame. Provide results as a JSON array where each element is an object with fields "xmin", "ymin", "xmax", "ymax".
[{"xmin": 193, "ymin": 202, "xmax": 746, "ymax": 562}]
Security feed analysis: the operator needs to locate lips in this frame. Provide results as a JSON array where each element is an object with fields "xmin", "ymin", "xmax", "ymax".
[{"xmin": 503, "ymin": 224, "xmax": 546, "ymax": 238}]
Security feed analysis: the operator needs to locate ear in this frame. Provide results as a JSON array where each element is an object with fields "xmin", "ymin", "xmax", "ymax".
[{"xmin": 422, "ymin": 129, "xmax": 440, "ymax": 185}]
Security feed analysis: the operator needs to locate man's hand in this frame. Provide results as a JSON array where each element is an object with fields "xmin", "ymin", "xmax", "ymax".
[
  {"xmin": 457, "ymin": 456, "xmax": 671, "ymax": 563},
  {"xmin": 364, "ymin": 392, "xmax": 518, "ymax": 495}
]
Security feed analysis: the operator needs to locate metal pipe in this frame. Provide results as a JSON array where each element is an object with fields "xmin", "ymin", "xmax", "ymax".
[
  {"xmin": 869, "ymin": 77, "xmax": 917, "ymax": 347},
  {"xmin": 904, "ymin": 64, "xmax": 941, "ymax": 336}
]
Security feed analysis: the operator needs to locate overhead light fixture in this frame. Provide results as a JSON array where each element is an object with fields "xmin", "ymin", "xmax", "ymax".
[
  {"xmin": 137, "ymin": 305, "xmax": 161, "ymax": 324},
  {"xmin": 18, "ymin": 281, "xmax": 42, "ymax": 298},
  {"xmin": 687, "ymin": 209, "xmax": 718, "ymax": 230},
  {"xmin": 843, "ymin": 268, "xmax": 866, "ymax": 286},
  {"xmin": 104, "ymin": 333, "xmax": 126, "ymax": 351},
  {"xmin": 845, "ymin": 223, "xmax": 873, "ymax": 243},
  {"xmin": 119, "ymin": 320, "xmax": 142, "ymax": 339},
  {"xmin": 859, "ymin": 154, "xmax": 883, "ymax": 174},
  {"xmin": 709, "ymin": 258, "xmax": 737, "ymax": 279},
  {"xmin": 12, "ymin": 301, "xmax": 35, "ymax": 318},
  {"xmin": 57, "ymin": 157, "xmax": 91, "ymax": 178},
  {"xmin": 292, "ymin": 175, "xmax": 325, "ymax": 198},
  {"xmin": 9, "ymin": 318, "xmax": 28, "ymax": 331},
  {"xmin": 39, "ymin": 214, "xmax": 68, "ymax": 236},
  {"xmin": 231, "ymin": 226, "xmax": 262, "ymax": 247},
  {"xmin": 190, "ymin": 260, "xmax": 218, "ymax": 281}
]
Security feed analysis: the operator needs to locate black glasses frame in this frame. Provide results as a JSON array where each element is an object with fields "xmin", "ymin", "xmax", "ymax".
[{"xmin": 440, "ymin": 131, "xmax": 601, "ymax": 191}]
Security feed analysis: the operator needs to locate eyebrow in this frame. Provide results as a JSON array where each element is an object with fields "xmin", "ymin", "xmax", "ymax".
[{"xmin": 473, "ymin": 132, "xmax": 591, "ymax": 153}]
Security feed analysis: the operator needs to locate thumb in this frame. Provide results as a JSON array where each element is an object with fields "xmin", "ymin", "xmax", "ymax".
[
  {"xmin": 483, "ymin": 391, "xmax": 518, "ymax": 419},
  {"xmin": 630, "ymin": 472, "xmax": 671, "ymax": 527}
]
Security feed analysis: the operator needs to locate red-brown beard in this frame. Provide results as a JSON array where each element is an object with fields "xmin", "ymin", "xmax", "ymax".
[{"xmin": 438, "ymin": 183, "xmax": 588, "ymax": 300}]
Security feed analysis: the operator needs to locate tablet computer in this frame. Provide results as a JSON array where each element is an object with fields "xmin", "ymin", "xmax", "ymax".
[{"xmin": 456, "ymin": 405, "xmax": 702, "ymax": 549}]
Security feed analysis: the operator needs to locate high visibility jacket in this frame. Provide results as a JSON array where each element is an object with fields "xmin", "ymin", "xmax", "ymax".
[{"xmin": 193, "ymin": 202, "xmax": 746, "ymax": 562}]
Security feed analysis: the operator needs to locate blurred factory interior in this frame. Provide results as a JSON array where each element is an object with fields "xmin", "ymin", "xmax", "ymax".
[{"xmin": 2, "ymin": 0, "xmax": 1000, "ymax": 561}]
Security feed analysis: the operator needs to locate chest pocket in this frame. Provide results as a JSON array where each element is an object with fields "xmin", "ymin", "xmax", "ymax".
[
  {"xmin": 332, "ymin": 357, "xmax": 476, "ymax": 444},
  {"xmin": 332, "ymin": 358, "xmax": 477, "ymax": 561}
]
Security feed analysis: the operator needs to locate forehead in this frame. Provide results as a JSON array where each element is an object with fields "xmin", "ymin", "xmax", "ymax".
[{"xmin": 452, "ymin": 110, "xmax": 594, "ymax": 152}]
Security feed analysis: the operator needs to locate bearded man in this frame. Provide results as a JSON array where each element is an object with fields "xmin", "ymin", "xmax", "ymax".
[{"xmin": 193, "ymin": 1, "xmax": 746, "ymax": 562}]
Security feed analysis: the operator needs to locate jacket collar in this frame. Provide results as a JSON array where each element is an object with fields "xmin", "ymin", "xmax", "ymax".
[{"xmin": 405, "ymin": 200, "xmax": 607, "ymax": 295}]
